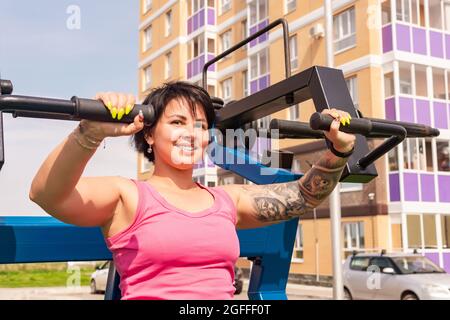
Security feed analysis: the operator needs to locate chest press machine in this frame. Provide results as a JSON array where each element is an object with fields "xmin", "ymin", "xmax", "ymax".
[{"xmin": 0, "ymin": 19, "xmax": 439, "ymax": 299}]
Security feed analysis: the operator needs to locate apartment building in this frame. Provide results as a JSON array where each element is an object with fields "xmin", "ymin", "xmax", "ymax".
[{"xmin": 138, "ymin": 0, "xmax": 450, "ymax": 282}]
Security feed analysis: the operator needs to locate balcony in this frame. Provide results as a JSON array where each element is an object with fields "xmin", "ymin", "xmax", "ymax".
[
  {"xmin": 187, "ymin": 53, "xmax": 215, "ymax": 79},
  {"xmin": 187, "ymin": 7, "xmax": 215, "ymax": 35},
  {"xmin": 382, "ymin": 22, "xmax": 450, "ymax": 59}
]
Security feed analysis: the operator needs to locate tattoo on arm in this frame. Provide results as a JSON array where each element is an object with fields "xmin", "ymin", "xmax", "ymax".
[{"xmin": 241, "ymin": 150, "xmax": 348, "ymax": 222}]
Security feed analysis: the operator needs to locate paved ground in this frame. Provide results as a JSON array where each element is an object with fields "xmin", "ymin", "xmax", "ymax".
[{"xmin": 0, "ymin": 280, "xmax": 332, "ymax": 300}]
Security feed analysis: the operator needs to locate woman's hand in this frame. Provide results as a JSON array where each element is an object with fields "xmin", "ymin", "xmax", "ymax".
[
  {"xmin": 79, "ymin": 92, "xmax": 145, "ymax": 140},
  {"xmin": 320, "ymin": 108, "xmax": 356, "ymax": 153}
]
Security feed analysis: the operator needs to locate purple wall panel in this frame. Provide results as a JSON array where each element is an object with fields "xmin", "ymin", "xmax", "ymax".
[
  {"xmin": 412, "ymin": 27, "xmax": 427, "ymax": 55},
  {"xmin": 425, "ymin": 253, "xmax": 440, "ymax": 267},
  {"xmin": 250, "ymin": 26, "xmax": 257, "ymax": 47},
  {"xmin": 385, "ymin": 98, "xmax": 396, "ymax": 120},
  {"xmin": 396, "ymin": 24, "xmax": 411, "ymax": 52},
  {"xmin": 208, "ymin": 8, "xmax": 215, "ymax": 25},
  {"xmin": 382, "ymin": 25, "xmax": 393, "ymax": 53},
  {"xmin": 415, "ymin": 99, "xmax": 431, "ymax": 126},
  {"xmin": 399, "ymin": 97, "xmax": 415, "ymax": 122},
  {"xmin": 207, "ymin": 54, "xmax": 215, "ymax": 71},
  {"xmin": 199, "ymin": 9, "xmax": 205, "ymax": 28},
  {"xmin": 188, "ymin": 18, "xmax": 193, "ymax": 34},
  {"xmin": 429, "ymin": 31, "xmax": 444, "ymax": 58},
  {"xmin": 193, "ymin": 13, "xmax": 198, "ymax": 30},
  {"xmin": 259, "ymin": 76, "xmax": 268, "ymax": 90},
  {"xmin": 446, "ymin": 34, "xmax": 450, "ymax": 60},
  {"xmin": 420, "ymin": 174, "xmax": 435, "ymax": 202},
  {"xmin": 258, "ymin": 20, "xmax": 269, "ymax": 43},
  {"xmin": 438, "ymin": 175, "xmax": 450, "ymax": 202},
  {"xmin": 389, "ymin": 173, "xmax": 400, "ymax": 201},
  {"xmin": 443, "ymin": 253, "xmax": 450, "ymax": 273},
  {"xmin": 250, "ymin": 80, "xmax": 258, "ymax": 94},
  {"xmin": 404, "ymin": 173, "xmax": 419, "ymax": 201},
  {"xmin": 434, "ymin": 102, "xmax": 448, "ymax": 129}
]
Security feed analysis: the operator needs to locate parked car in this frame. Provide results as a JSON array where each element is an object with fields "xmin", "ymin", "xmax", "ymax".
[
  {"xmin": 343, "ymin": 252, "xmax": 450, "ymax": 300},
  {"xmin": 90, "ymin": 261, "xmax": 110, "ymax": 294},
  {"xmin": 90, "ymin": 262, "xmax": 245, "ymax": 295}
]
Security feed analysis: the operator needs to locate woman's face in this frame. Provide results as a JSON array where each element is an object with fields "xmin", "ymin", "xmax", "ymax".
[{"xmin": 146, "ymin": 98, "xmax": 210, "ymax": 170}]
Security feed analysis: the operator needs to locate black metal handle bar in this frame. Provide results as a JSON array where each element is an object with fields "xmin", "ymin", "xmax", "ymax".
[
  {"xmin": 202, "ymin": 18, "xmax": 291, "ymax": 89},
  {"xmin": 0, "ymin": 94, "xmax": 155, "ymax": 126},
  {"xmin": 270, "ymin": 116, "xmax": 440, "ymax": 139}
]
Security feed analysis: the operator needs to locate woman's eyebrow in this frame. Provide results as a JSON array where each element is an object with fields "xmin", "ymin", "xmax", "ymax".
[{"xmin": 169, "ymin": 114, "xmax": 207, "ymax": 122}]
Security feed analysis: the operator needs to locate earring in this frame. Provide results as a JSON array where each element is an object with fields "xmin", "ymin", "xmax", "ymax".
[{"xmin": 147, "ymin": 144, "xmax": 153, "ymax": 154}]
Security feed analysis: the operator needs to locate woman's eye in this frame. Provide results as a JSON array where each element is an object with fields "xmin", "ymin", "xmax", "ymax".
[{"xmin": 171, "ymin": 120, "xmax": 183, "ymax": 125}]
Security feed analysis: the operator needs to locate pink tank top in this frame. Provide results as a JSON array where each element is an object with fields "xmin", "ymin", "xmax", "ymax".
[{"xmin": 105, "ymin": 179, "xmax": 240, "ymax": 300}]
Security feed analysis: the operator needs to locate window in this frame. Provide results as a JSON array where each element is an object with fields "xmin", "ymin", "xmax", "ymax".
[
  {"xmin": 143, "ymin": 0, "xmax": 152, "ymax": 13},
  {"xmin": 415, "ymin": 64, "xmax": 428, "ymax": 97},
  {"xmin": 165, "ymin": 10, "xmax": 172, "ymax": 36},
  {"xmin": 441, "ymin": 215, "xmax": 450, "ymax": 249},
  {"xmin": 399, "ymin": 63, "xmax": 412, "ymax": 95},
  {"xmin": 221, "ymin": 78, "xmax": 232, "ymax": 102},
  {"xmin": 242, "ymin": 70, "xmax": 248, "ymax": 97},
  {"xmin": 445, "ymin": 1, "xmax": 450, "ymax": 31},
  {"xmin": 432, "ymin": 68, "xmax": 446, "ymax": 100},
  {"xmin": 396, "ymin": 0, "xmax": 411, "ymax": 23},
  {"xmin": 423, "ymin": 214, "xmax": 437, "ymax": 249},
  {"xmin": 289, "ymin": 35, "xmax": 298, "ymax": 71},
  {"xmin": 165, "ymin": 52, "xmax": 172, "ymax": 79},
  {"xmin": 428, "ymin": 0, "xmax": 443, "ymax": 30},
  {"xmin": 192, "ymin": 0, "xmax": 205, "ymax": 14},
  {"xmin": 333, "ymin": 7, "xmax": 356, "ymax": 53},
  {"xmin": 220, "ymin": 30, "xmax": 232, "ymax": 53},
  {"xmin": 286, "ymin": 0, "xmax": 296, "ymax": 13},
  {"xmin": 221, "ymin": 0, "xmax": 231, "ymax": 14},
  {"xmin": 249, "ymin": 0, "xmax": 268, "ymax": 26},
  {"xmin": 437, "ymin": 141, "xmax": 450, "ymax": 172},
  {"xmin": 343, "ymin": 222, "xmax": 365, "ymax": 255},
  {"xmin": 411, "ymin": 0, "xmax": 426, "ymax": 27},
  {"xmin": 250, "ymin": 48, "xmax": 269, "ymax": 80},
  {"xmin": 403, "ymin": 139, "xmax": 426, "ymax": 170},
  {"xmin": 293, "ymin": 223, "xmax": 304, "ymax": 261},
  {"xmin": 143, "ymin": 26, "xmax": 152, "ymax": 52},
  {"xmin": 345, "ymin": 76, "xmax": 359, "ymax": 109},
  {"xmin": 207, "ymin": 37, "xmax": 215, "ymax": 54},
  {"xmin": 350, "ymin": 257, "xmax": 370, "ymax": 271},
  {"xmin": 207, "ymin": 181, "xmax": 216, "ymax": 187},
  {"xmin": 241, "ymin": 19, "xmax": 248, "ymax": 41},
  {"xmin": 407, "ymin": 214, "xmax": 421, "ymax": 248},
  {"xmin": 388, "ymin": 146, "xmax": 399, "ymax": 171},
  {"xmin": 207, "ymin": 85, "xmax": 215, "ymax": 96},
  {"xmin": 143, "ymin": 65, "xmax": 152, "ymax": 91},
  {"xmin": 289, "ymin": 104, "xmax": 299, "ymax": 120},
  {"xmin": 192, "ymin": 34, "xmax": 205, "ymax": 58},
  {"xmin": 369, "ymin": 257, "xmax": 395, "ymax": 272},
  {"xmin": 381, "ymin": 0, "xmax": 392, "ymax": 25},
  {"xmin": 220, "ymin": 176, "xmax": 235, "ymax": 185},
  {"xmin": 418, "ymin": 139, "xmax": 433, "ymax": 172},
  {"xmin": 384, "ymin": 72, "xmax": 395, "ymax": 97}
]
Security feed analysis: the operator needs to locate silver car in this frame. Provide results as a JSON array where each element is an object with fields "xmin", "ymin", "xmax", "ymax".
[{"xmin": 343, "ymin": 252, "xmax": 450, "ymax": 300}]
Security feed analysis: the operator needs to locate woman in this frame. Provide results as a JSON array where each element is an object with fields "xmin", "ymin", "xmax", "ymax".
[{"xmin": 29, "ymin": 81, "xmax": 355, "ymax": 300}]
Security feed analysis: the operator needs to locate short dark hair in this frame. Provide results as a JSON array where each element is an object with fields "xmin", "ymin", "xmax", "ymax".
[{"xmin": 131, "ymin": 81, "xmax": 216, "ymax": 163}]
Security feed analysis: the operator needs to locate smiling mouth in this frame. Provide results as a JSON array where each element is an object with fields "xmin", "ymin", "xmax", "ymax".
[{"xmin": 175, "ymin": 145, "xmax": 198, "ymax": 152}]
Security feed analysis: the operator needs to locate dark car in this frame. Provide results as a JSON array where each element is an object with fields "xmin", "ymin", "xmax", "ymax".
[{"xmin": 234, "ymin": 266, "xmax": 244, "ymax": 294}]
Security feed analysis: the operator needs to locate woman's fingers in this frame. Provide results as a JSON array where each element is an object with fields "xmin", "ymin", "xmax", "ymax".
[
  {"xmin": 117, "ymin": 94, "xmax": 127, "ymax": 120},
  {"xmin": 126, "ymin": 94, "xmax": 135, "ymax": 115}
]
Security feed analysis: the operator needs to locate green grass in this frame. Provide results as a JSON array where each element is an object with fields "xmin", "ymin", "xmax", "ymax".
[{"xmin": 0, "ymin": 268, "xmax": 95, "ymax": 288}]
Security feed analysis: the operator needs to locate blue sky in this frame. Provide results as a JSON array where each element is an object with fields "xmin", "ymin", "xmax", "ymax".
[{"xmin": 0, "ymin": 1, "xmax": 141, "ymax": 215}]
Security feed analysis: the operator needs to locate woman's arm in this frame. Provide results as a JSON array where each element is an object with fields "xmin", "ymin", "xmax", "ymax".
[
  {"xmin": 224, "ymin": 149, "xmax": 349, "ymax": 229},
  {"xmin": 222, "ymin": 108, "xmax": 356, "ymax": 229},
  {"xmin": 29, "ymin": 92, "xmax": 143, "ymax": 227}
]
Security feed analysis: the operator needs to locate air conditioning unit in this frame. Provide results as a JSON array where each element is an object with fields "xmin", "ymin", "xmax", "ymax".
[{"xmin": 310, "ymin": 23, "xmax": 325, "ymax": 39}]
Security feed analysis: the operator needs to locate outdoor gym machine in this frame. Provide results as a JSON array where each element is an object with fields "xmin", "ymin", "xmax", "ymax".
[{"xmin": 0, "ymin": 18, "xmax": 440, "ymax": 300}]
